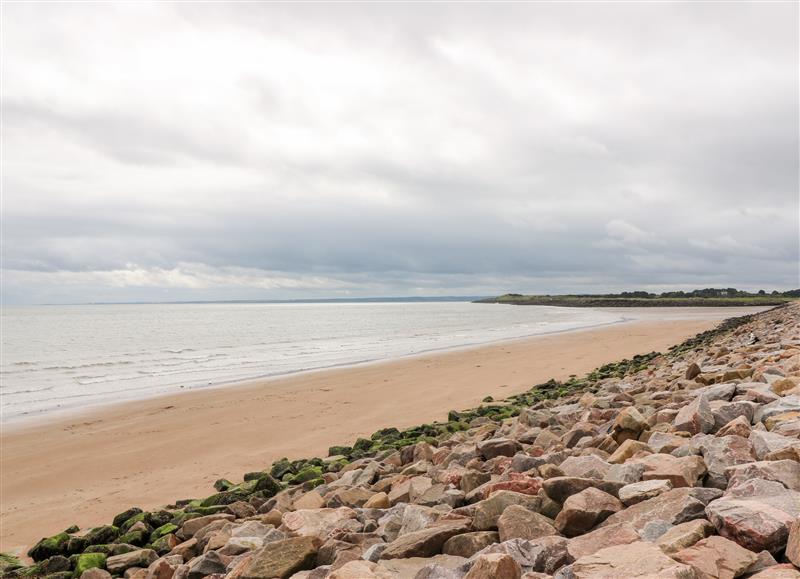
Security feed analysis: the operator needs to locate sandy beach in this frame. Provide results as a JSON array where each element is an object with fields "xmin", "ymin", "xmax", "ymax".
[{"xmin": 0, "ymin": 307, "xmax": 766, "ymax": 553}]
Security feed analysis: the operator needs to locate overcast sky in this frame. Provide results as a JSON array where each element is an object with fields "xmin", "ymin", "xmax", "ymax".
[{"xmin": 2, "ymin": 2, "xmax": 798, "ymax": 304}]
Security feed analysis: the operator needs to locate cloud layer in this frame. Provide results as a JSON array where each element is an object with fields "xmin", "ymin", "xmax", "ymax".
[{"xmin": 3, "ymin": 3, "xmax": 798, "ymax": 303}]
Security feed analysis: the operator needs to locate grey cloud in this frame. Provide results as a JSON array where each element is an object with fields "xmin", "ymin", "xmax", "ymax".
[{"xmin": 2, "ymin": 2, "xmax": 798, "ymax": 304}]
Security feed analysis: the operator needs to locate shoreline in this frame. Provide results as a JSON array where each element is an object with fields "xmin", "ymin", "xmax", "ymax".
[
  {"xmin": 0, "ymin": 307, "xmax": 766, "ymax": 552},
  {"xmin": 2, "ymin": 310, "xmax": 632, "ymax": 431},
  {"xmin": 2, "ymin": 306, "xmax": 760, "ymax": 431}
]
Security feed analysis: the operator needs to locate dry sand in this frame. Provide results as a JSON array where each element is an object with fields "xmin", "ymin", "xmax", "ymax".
[{"xmin": 0, "ymin": 307, "xmax": 765, "ymax": 552}]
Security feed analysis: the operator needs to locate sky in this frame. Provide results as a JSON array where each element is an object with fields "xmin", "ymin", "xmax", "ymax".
[{"xmin": 2, "ymin": 2, "xmax": 798, "ymax": 304}]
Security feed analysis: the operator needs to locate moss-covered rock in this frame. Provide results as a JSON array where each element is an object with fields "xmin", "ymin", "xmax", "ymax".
[
  {"xmin": 28, "ymin": 532, "xmax": 71, "ymax": 562},
  {"xmin": 352, "ymin": 438, "xmax": 373, "ymax": 452},
  {"xmin": 290, "ymin": 466, "xmax": 323, "ymax": 484},
  {"xmin": 83, "ymin": 543, "xmax": 140, "ymax": 557},
  {"xmin": 371, "ymin": 427, "xmax": 400, "ymax": 441},
  {"xmin": 200, "ymin": 490, "xmax": 245, "ymax": 507},
  {"xmin": 0, "ymin": 553, "xmax": 23, "ymax": 574},
  {"xmin": 185, "ymin": 505, "xmax": 228, "ymax": 516},
  {"xmin": 16, "ymin": 563, "xmax": 43, "ymax": 578},
  {"xmin": 149, "ymin": 534, "xmax": 178, "ymax": 555},
  {"xmin": 144, "ymin": 510, "xmax": 172, "ymax": 529},
  {"xmin": 323, "ymin": 458, "xmax": 348, "ymax": 473},
  {"xmin": 150, "ymin": 523, "xmax": 178, "ymax": 541},
  {"xmin": 116, "ymin": 530, "xmax": 148, "ymax": 547},
  {"xmin": 118, "ymin": 512, "xmax": 147, "ymax": 533},
  {"xmin": 83, "ymin": 525, "xmax": 118, "ymax": 546},
  {"xmin": 269, "ymin": 459, "xmax": 293, "ymax": 479},
  {"xmin": 253, "ymin": 473, "xmax": 282, "ymax": 497},
  {"xmin": 213, "ymin": 478, "xmax": 234, "ymax": 492},
  {"xmin": 111, "ymin": 507, "xmax": 143, "ymax": 529},
  {"xmin": 65, "ymin": 537, "xmax": 88, "ymax": 556},
  {"xmin": 327, "ymin": 445, "xmax": 352, "ymax": 457},
  {"xmin": 72, "ymin": 553, "xmax": 106, "ymax": 577},
  {"xmin": 39, "ymin": 556, "xmax": 71, "ymax": 575},
  {"xmin": 169, "ymin": 511, "xmax": 200, "ymax": 527}
]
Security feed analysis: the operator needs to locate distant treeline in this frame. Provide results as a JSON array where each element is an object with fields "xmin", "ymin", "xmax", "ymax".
[{"xmin": 476, "ymin": 288, "xmax": 800, "ymax": 307}]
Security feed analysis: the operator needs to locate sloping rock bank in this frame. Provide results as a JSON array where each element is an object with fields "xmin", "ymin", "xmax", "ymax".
[{"xmin": 5, "ymin": 303, "xmax": 800, "ymax": 579}]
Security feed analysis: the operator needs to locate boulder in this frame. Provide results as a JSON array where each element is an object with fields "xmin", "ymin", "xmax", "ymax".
[
  {"xmin": 180, "ymin": 515, "xmax": 234, "ymax": 538},
  {"xmin": 478, "ymin": 475, "xmax": 543, "ymax": 499},
  {"xmin": 754, "ymin": 396, "xmax": 800, "ymax": 424},
  {"xmin": 612, "ymin": 407, "xmax": 648, "ymax": 440},
  {"xmin": 712, "ymin": 401, "xmax": 756, "ymax": 432},
  {"xmin": 600, "ymin": 487, "xmax": 721, "ymax": 532},
  {"xmin": 463, "ymin": 553, "xmax": 522, "ymax": 579},
  {"xmin": 692, "ymin": 383, "xmax": 736, "ymax": 402},
  {"xmin": 293, "ymin": 492, "xmax": 326, "ymax": 511},
  {"xmin": 376, "ymin": 554, "xmax": 467, "ymax": 578},
  {"xmin": 655, "ymin": 519, "xmax": 715, "ymax": 554},
  {"xmin": 541, "ymin": 477, "xmax": 623, "ymax": 504},
  {"xmin": 674, "ymin": 394, "xmax": 715, "ymax": 434},
  {"xmin": 145, "ymin": 556, "xmax": 180, "ymax": 579},
  {"xmin": 557, "ymin": 456, "xmax": 611, "ymax": 479},
  {"xmin": 477, "ymin": 439, "xmax": 522, "ymax": 460},
  {"xmin": 497, "ymin": 505, "xmax": 557, "ymax": 542},
  {"xmin": 725, "ymin": 460, "xmax": 800, "ymax": 491},
  {"xmin": 607, "ymin": 440, "xmax": 651, "ymax": 464},
  {"xmin": 671, "ymin": 535, "xmax": 757, "ymax": 579},
  {"xmin": 705, "ymin": 478, "xmax": 800, "ymax": 553},
  {"xmin": 281, "ymin": 507, "xmax": 359, "ymax": 539},
  {"xmin": 784, "ymin": 516, "xmax": 799, "ymax": 567},
  {"xmin": 186, "ymin": 551, "xmax": 227, "ymax": 579},
  {"xmin": 639, "ymin": 454, "xmax": 707, "ymax": 488},
  {"xmin": 472, "ymin": 491, "xmax": 542, "ymax": 531},
  {"xmin": 648, "ymin": 431, "xmax": 690, "ymax": 454},
  {"xmin": 554, "ymin": 487, "xmax": 622, "ymax": 537},
  {"xmin": 84, "ymin": 526, "xmax": 120, "ymax": 546},
  {"xmin": 566, "ymin": 522, "xmax": 640, "ymax": 560},
  {"xmin": 604, "ymin": 462, "xmax": 645, "ymax": 484},
  {"xmin": 326, "ymin": 488, "xmax": 376, "ymax": 508},
  {"xmin": 27, "ymin": 532, "xmax": 71, "ymax": 562},
  {"xmin": 618, "ymin": 479, "xmax": 672, "ymax": 506},
  {"xmin": 698, "ymin": 435, "xmax": 756, "ymax": 489},
  {"xmin": 364, "ymin": 492, "xmax": 391, "ymax": 509},
  {"xmin": 106, "ymin": 550, "xmax": 159, "ymax": 574},
  {"xmin": 471, "ymin": 537, "xmax": 569, "ymax": 575},
  {"xmin": 715, "ymin": 416, "xmax": 752, "ymax": 438},
  {"xmin": 750, "ymin": 430, "xmax": 798, "ymax": 460},
  {"xmin": 327, "ymin": 560, "xmax": 392, "ymax": 579},
  {"xmin": 571, "ymin": 542, "xmax": 696, "ymax": 578},
  {"xmin": 380, "ymin": 520, "xmax": 472, "ymax": 559},
  {"xmin": 398, "ymin": 505, "xmax": 448, "ymax": 536},
  {"xmin": 748, "ymin": 566, "xmax": 800, "ymax": 579},
  {"xmin": 443, "ymin": 532, "xmax": 499, "ymax": 558},
  {"xmin": 73, "ymin": 553, "xmax": 107, "ymax": 577},
  {"xmin": 686, "ymin": 363, "xmax": 701, "ymax": 380},
  {"xmin": 239, "ymin": 536, "xmax": 320, "ymax": 579}
]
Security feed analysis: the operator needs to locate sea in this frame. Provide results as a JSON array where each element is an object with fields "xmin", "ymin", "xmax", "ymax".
[{"xmin": 0, "ymin": 301, "xmax": 628, "ymax": 422}]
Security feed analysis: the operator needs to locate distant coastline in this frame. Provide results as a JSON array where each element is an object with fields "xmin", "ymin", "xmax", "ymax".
[
  {"xmin": 65, "ymin": 296, "xmax": 487, "ymax": 306},
  {"xmin": 477, "ymin": 287, "xmax": 800, "ymax": 307}
]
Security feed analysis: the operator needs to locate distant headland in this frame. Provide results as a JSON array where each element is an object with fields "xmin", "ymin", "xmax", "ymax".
[{"xmin": 476, "ymin": 288, "xmax": 800, "ymax": 307}]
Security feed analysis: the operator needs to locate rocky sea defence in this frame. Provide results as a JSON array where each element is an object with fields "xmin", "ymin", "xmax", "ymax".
[{"xmin": 4, "ymin": 303, "xmax": 800, "ymax": 579}]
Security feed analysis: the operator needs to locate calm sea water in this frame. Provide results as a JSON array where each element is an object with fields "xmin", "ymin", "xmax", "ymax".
[{"xmin": 1, "ymin": 302, "xmax": 624, "ymax": 422}]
